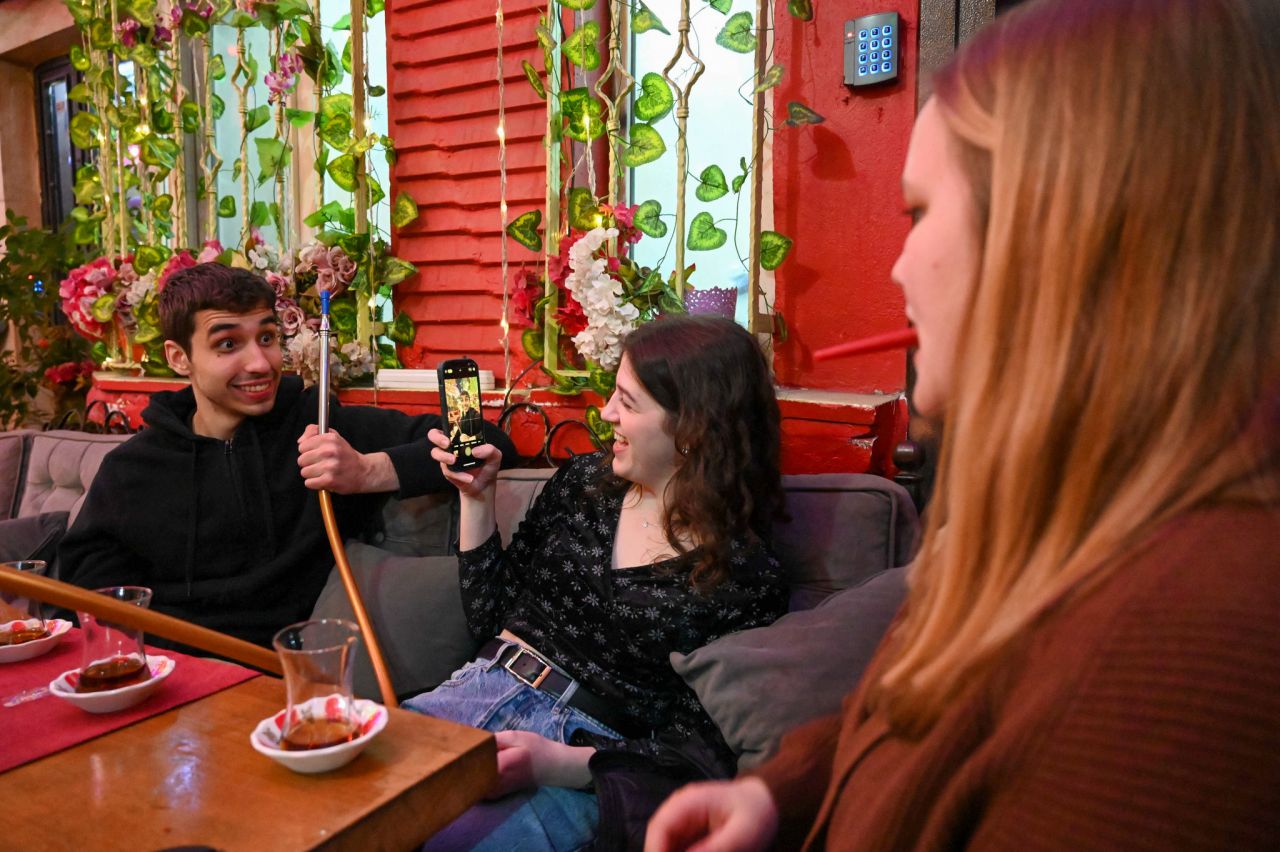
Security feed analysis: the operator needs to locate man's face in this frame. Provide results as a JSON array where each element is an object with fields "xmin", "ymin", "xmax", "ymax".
[{"xmin": 164, "ymin": 307, "xmax": 283, "ymax": 439}]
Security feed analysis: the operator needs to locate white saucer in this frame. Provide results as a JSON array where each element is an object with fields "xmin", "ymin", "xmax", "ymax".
[
  {"xmin": 49, "ymin": 655, "xmax": 176, "ymax": 713},
  {"xmin": 251, "ymin": 697, "xmax": 387, "ymax": 774},
  {"xmin": 0, "ymin": 618, "xmax": 72, "ymax": 664}
]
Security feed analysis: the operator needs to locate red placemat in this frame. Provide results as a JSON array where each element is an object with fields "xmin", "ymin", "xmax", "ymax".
[{"xmin": 0, "ymin": 627, "xmax": 260, "ymax": 772}]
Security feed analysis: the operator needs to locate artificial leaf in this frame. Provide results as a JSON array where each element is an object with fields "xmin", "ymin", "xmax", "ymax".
[
  {"xmin": 695, "ymin": 165, "xmax": 728, "ymax": 202},
  {"xmin": 320, "ymin": 93, "xmax": 354, "ymax": 148},
  {"xmin": 304, "ymin": 199, "xmax": 344, "ymax": 228},
  {"xmin": 706, "ymin": 0, "xmax": 731, "ymax": 13},
  {"xmin": 276, "ymin": 0, "xmax": 310, "ymax": 18},
  {"xmin": 369, "ymin": 84, "xmax": 386, "ymax": 97},
  {"xmin": 88, "ymin": 19, "xmax": 113, "ymax": 49},
  {"xmin": 70, "ymin": 46, "xmax": 91, "ymax": 72},
  {"xmin": 388, "ymin": 311, "xmax": 416, "ymax": 345},
  {"xmin": 181, "ymin": 9, "xmax": 211, "ymax": 36},
  {"xmin": 633, "ymin": 72, "xmax": 674, "ymax": 123},
  {"xmin": 563, "ymin": 22, "xmax": 601, "ymax": 71},
  {"xmin": 69, "ymin": 112, "xmax": 99, "ymax": 149},
  {"xmin": 755, "ymin": 64, "xmax": 784, "ymax": 92},
  {"xmin": 327, "ymin": 153, "xmax": 359, "ymax": 191},
  {"xmin": 143, "ymin": 137, "xmax": 180, "ymax": 169},
  {"xmin": 658, "ymin": 293, "xmax": 686, "ymax": 314},
  {"xmin": 382, "ymin": 257, "xmax": 418, "ymax": 285},
  {"xmin": 255, "ymin": 137, "xmax": 291, "ymax": 184},
  {"xmin": 521, "ymin": 328, "xmax": 544, "ymax": 360},
  {"xmin": 68, "ymin": 82, "xmax": 92, "ymax": 104},
  {"xmin": 341, "ymin": 37, "xmax": 352, "ymax": 75},
  {"xmin": 632, "ymin": 2, "xmax": 669, "ymax": 34},
  {"xmin": 181, "ymin": 100, "xmax": 201, "ymax": 133},
  {"xmin": 622, "ymin": 123, "xmax": 666, "ymax": 167},
  {"xmin": 535, "ymin": 21, "xmax": 555, "ymax": 52},
  {"xmin": 787, "ymin": 0, "xmax": 813, "ymax": 21},
  {"xmin": 567, "ymin": 187, "xmax": 598, "ymax": 230},
  {"xmin": 211, "ymin": 93, "xmax": 225, "ymax": 119},
  {"xmin": 784, "ymin": 101, "xmax": 825, "ymax": 126},
  {"xmin": 759, "ymin": 230, "xmax": 793, "ymax": 270},
  {"xmin": 209, "ymin": 54, "xmax": 226, "ymax": 81},
  {"xmin": 217, "ymin": 195, "xmax": 236, "ymax": 218},
  {"xmin": 717, "ymin": 12, "xmax": 756, "ymax": 53},
  {"xmin": 367, "ymin": 0, "xmax": 385, "ymax": 14},
  {"xmin": 91, "ymin": 293, "xmax": 117, "ymax": 322},
  {"xmin": 232, "ymin": 159, "xmax": 243, "ymax": 181},
  {"xmin": 323, "ymin": 42, "xmax": 343, "ymax": 87},
  {"xmin": 249, "ymin": 200, "xmax": 271, "ymax": 227},
  {"xmin": 368, "ymin": 175, "xmax": 385, "ymax": 206},
  {"xmin": 633, "ymin": 199, "xmax": 667, "ymax": 238},
  {"xmin": 732, "ymin": 157, "xmax": 749, "ymax": 193},
  {"xmin": 392, "ymin": 191, "xmax": 419, "ymax": 228},
  {"xmin": 332, "ymin": 13, "xmax": 351, "ymax": 30},
  {"xmin": 687, "ymin": 211, "xmax": 727, "ymax": 250},
  {"xmin": 559, "ymin": 0, "xmax": 596, "ymax": 9},
  {"xmin": 329, "ymin": 299, "xmax": 357, "ymax": 335},
  {"xmin": 584, "ymin": 405, "xmax": 613, "ymax": 440},
  {"xmin": 506, "ymin": 209, "xmax": 543, "ymax": 251},
  {"xmin": 561, "ymin": 88, "xmax": 605, "ymax": 142},
  {"xmin": 285, "ymin": 108, "xmax": 315, "ymax": 128},
  {"xmin": 129, "ymin": 0, "xmax": 157, "ymax": 28},
  {"xmin": 133, "ymin": 245, "xmax": 167, "ymax": 275},
  {"xmin": 522, "ymin": 60, "xmax": 546, "ymax": 99},
  {"xmin": 245, "ymin": 104, "xmax": 270, "ymax": 132}
]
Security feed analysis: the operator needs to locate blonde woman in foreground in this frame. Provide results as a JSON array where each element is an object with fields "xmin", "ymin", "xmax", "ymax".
[{"xmin": 647, "ymin": 0, "xmax": 1280, "ymax": 849}]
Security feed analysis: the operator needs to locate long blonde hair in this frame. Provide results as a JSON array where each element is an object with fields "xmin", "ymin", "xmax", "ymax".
[{"xmin": 869, "ymin": 0, "xmax": 1280, "ymax": 734}]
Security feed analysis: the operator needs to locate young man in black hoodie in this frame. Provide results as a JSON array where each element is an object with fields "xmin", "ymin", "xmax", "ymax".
[{"xmin": 59, "ymin": 263, "xmax": 515, "ymax": 648}]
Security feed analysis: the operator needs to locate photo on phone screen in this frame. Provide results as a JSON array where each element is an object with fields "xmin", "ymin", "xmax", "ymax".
[{"xmin": 439, "ymin": 359, "xmax": 484, "ymax": 470}]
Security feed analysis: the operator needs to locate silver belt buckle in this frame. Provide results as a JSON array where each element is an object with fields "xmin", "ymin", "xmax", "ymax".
[{"xmin": 503, "ymin": 646, "xmax": 552, "ymax": 689}]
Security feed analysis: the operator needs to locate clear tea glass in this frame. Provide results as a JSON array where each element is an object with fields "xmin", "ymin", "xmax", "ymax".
[
  {"xmin": 0, "ymin": 560, "xmax": 49, "ymax": 646},
  {"xmin": 76, "ymin": 586, "xmax": 153, "ymax": 693},
  {"xmin": 272, "ymin": 619, "xmax": 362, "ymax": 751}
]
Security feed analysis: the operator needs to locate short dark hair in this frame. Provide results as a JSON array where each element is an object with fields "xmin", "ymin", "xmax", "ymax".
[
  {"xmin": 607, "ymin": 314, "xmax": 783, "ymax": 591},
  {"xmin": 159, "ymin": 263, "xmax": 276, "ymax": 352}
]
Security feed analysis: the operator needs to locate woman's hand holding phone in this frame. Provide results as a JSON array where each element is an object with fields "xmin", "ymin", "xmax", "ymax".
[{"xmin": 427, "ymin": 428, "xmax": 502, "ymax": 499}]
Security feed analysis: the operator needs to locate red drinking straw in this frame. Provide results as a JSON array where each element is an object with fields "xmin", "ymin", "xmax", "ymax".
[{"xmin": 813, "ymin": 327, "xmax": 919, "ymax": 362}]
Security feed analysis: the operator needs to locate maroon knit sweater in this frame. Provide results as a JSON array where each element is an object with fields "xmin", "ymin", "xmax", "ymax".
[{"xmin": 751, "ymin": 506, "xmax": 1280, "ymax": 850}]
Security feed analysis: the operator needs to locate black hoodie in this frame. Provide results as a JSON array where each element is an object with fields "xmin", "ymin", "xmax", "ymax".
[{"xmin": 58, "ymin": 376, "xmax": 514, "ymax": 648}]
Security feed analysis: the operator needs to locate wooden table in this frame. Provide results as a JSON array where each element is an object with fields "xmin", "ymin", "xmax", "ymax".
[{"xmin": 0, "ymin": 676, "xmax": 496, "ymax": 850}]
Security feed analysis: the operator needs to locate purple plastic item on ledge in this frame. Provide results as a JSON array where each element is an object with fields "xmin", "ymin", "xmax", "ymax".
[{"xmin": 685, "ymin": 286, "xmax": 737, "ymax": 318}]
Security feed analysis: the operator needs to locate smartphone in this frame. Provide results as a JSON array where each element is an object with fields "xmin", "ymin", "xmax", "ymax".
[{"xmin": 438, "ymin": 358, "xmax": 485, "ymax": 470}]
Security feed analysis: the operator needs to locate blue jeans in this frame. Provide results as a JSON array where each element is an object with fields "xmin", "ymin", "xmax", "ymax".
[{"xmin": 402, "ymin": 649, "xmax": 621, "ymax": 852}]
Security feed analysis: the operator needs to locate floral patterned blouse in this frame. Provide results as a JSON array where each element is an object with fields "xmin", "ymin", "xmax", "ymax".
[{"xmin": 459, "ymin": 452, "xmax": 786, "ymax": 761}]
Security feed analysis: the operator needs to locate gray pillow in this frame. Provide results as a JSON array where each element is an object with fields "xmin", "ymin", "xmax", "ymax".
[
  {"xmin": 0, "ymin": 511, "xmax": 69, "ymax": 568},
  {"xmin": 671, "ymin": 567, "xmax": 907, "ymax": 770},
  {"xmin": 310, "ymin": 541, "xmax": 480, "ymax": 701}
]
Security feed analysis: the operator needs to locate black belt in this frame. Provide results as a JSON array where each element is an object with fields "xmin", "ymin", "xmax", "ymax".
[{"xmin": 479, "ymin": 638, "xmax": 635, "ymax": 737}]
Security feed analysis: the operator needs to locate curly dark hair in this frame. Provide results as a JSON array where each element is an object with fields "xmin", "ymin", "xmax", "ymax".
[
  {"xmin": 159, "ymin": 263, "xmax": 276, "ymax": 353},
  {"xmin": 601, "ymin": 314, "xmax": 783, "ymax": 591}
]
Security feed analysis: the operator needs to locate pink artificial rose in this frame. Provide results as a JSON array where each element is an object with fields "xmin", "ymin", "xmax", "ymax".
[
  {"xmin": 266, "ymin": 272, "xmax": 293, "ymax": 298},
  {"xmin": 197, "ymin": 239, "xmax": 224, "ymax": 263},
  {"xmin": 275, "ymin": 298, "xmax": 307, "ymax": 336}
]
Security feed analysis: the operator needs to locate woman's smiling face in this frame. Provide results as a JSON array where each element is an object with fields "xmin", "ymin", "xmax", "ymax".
[{"xmin": 601, "ymin": 354, "xmax": 680, "ymax": 492}]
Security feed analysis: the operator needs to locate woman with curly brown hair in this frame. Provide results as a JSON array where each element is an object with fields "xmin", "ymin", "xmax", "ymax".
[{"xmin": 403, "ymin": 314, "xmax": 787, "ymax": 850}]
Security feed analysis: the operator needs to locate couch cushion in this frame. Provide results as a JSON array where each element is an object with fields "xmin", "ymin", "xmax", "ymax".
[
  {"xmin": 671, "ymin": 567, "xmax": 907, "ymax": 770},
  {"xmin": 775, "ymin": 474, "xmax": 917, "ymax": 609},
  {"xmin": 494, "ymin": 469, "xmax": 554, "ymax": 545},
  {"xmin": 0, "ymin": 511, "xmax": 69, "ymax": 566},
  {"xmin": 309, "ymin": 542, "xmax": 480, "ymax": 701},
  {"xmin": 375, "ymin": 491, "xmax": 456, "ymax": 557},
  {"xmin": 0, "ymin": 430, "xmax": 34, "ymax": 520},
  {"xmin": 17, "ymin": 431, "xmax": 130, "ymax": 526}
]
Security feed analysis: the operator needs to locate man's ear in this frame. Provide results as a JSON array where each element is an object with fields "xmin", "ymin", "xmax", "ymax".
[{"xmin": 164, "ymin": 340, "xmax": 191, "ymax": 376}]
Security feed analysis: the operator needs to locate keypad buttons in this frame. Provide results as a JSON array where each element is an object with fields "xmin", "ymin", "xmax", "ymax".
[
  {"xmin": 883, "ymin": 24, "xmax": 893, "ymax": 35},
  {"xmin": 883, "ymin": 49, "xmax": 892, "ymax": 60},
  {"xmin": 858, "ymin": 65, "xmax": 868, "ymax": 76},
  {"xmin": 859, "ymin": 29, "xmax": 868, "ymax": 39},
  {"xmin": 883, "ymin": 36, "xmax": 893, "ymax": 48}
]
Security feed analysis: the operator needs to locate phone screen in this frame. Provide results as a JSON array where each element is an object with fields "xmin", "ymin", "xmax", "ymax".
[{"xmin": 440, "ymin": 361, "xmax": 484, "ymax": 469}]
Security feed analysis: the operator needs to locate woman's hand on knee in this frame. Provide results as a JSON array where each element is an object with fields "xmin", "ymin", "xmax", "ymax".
[
  {"xmin": 644, "ymin": 777, "xmax": 778, "ymax": 852},
  {"xmin": 490, "ymin": 730, "xmax": 595, "ymax": 798}
]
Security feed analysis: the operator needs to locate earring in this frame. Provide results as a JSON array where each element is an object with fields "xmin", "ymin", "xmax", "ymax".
[{"xmin": 679, "ymin": 446, "xmax": 689, "ymax": 455}]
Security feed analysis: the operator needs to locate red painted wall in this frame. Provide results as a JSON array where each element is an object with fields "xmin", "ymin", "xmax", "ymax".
[
  {"xmin": 771, "ymin": 1, "xmax": 915, "ymax": 394},
  {"xmin": 387, "ymin": 0, "xmax": 545, "ymax": 375}
]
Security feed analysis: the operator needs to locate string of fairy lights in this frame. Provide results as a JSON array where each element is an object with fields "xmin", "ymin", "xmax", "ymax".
[{"xmin": 496, "ymin": 0, "xmax": 512, "ymax": 390}]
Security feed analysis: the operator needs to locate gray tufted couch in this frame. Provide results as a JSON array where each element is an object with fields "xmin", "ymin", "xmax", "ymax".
[{"xmin": 1, "ymin": 427, "xmax": 919, "ymax": 767}]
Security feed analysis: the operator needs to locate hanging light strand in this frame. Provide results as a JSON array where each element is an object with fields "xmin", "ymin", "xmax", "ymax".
[{"xmin": 496, "ymin": 0, "xmax": 512, "ymax": 389}]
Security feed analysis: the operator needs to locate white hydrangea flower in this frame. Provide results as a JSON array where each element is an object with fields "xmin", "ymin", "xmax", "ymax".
[{"xmin": 561, "ymin": 226, "xmax": 637, "ymax": 370}]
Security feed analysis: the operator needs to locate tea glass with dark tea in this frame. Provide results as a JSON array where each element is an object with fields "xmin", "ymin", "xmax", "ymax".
[
  {"xmin": 76, "ymin": 586, "xmax": 153, "ymax": 693},
  {"xmin": 0, "ymin": 560, "xmax": 49, "ymax": 646},
  {"xmin": 272, "ymin": 619, "xmax": 361, "ymax": 751}
]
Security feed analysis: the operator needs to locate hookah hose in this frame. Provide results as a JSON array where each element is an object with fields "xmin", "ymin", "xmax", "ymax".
[{"xmin": 316, "ymin": 290, "xmax": 398, "ymax": 708}]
